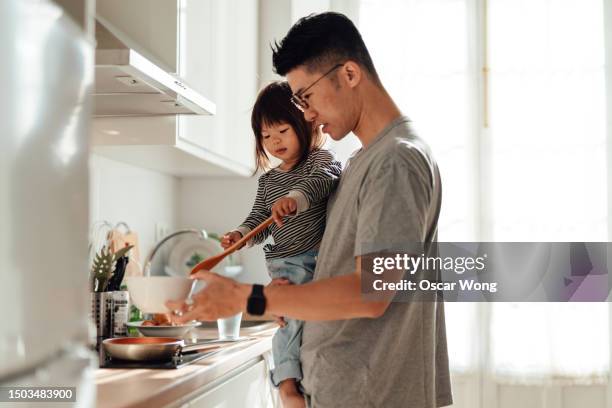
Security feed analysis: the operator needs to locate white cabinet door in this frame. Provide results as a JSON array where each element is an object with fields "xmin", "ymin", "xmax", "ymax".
[
  {"xmin": 188, "ymin": 360, "xmax": 272, "ymax": 408},
  {"xmin": 178, "ymin": 0, "xmax": 257, "ymax": 175}
]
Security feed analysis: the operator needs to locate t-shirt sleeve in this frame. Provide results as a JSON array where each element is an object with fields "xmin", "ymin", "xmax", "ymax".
[
  {"xmin": 288, "ymin": 149, "xmax": 342, "ymax": 213},
  {"xmin": 354, "ymin": 154, "xmax": 432, "ymax": 257}
]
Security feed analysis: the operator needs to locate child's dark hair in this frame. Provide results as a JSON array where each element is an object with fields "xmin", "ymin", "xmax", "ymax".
[
  {"xmin": 272, "ymin": 12, "xmax": 380, "ymax": 84},
  {"xmin": 251, "ymin": 81, "xmax": 323, "ymax": 173}
]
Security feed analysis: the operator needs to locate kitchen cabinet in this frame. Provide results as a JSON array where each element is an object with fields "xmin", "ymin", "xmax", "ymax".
[
  {"xmin": 186, "ymin": 359, "xmax": 271, "ymax": 408},
  {"xmin": 92, "ymin": 0, "xmax": 257, "ymax": 176},
  {"xmin": 92, "ymin": 115, "xmax": 254, "ymax": 176},
  {"xmin": 177, "ymin": 0, "xmax": 258, "ymax": 174}
]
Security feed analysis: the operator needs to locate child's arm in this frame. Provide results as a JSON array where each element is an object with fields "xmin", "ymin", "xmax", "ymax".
[
  {"xmin": 234, "ymin": 175, "xmax": 272, "ymax": 246},
  {"xmin": 286, "ymin": 149, "xmax": 342, "ymax": 213}
]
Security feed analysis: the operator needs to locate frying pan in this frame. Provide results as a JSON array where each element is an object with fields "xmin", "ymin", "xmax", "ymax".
[{"xmin": 102, "ymin": 337, "xmax": 249, "ymax": 362}]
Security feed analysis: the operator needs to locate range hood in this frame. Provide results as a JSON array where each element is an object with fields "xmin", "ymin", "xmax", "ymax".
[{"xmin": 94, "ymin": 16, "xmax": 215, "ymax": 117}]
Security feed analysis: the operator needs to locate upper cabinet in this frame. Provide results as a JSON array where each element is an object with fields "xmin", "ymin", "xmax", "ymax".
[
  {"xmin": 177, "ymin": 0, "xmax": 258, "ymax": 175},
  {"xmin": 92, "ymin": 0, "xmax": 258, "ymax": 176}
]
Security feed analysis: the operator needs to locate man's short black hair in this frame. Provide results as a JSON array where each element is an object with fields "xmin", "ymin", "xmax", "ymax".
[{"xmin": 272, "ymin": 12, "xmax": 379, "ymax": 82}]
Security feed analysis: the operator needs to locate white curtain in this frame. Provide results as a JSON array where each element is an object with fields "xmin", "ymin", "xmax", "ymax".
[{"xmin": 359, "ymin": 0, "xmax": 609, "ymax": 383}]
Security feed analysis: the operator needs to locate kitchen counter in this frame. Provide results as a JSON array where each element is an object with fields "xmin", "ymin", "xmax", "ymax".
[{"xmin": 95, "ymin": 323, "xmax": 277, "ymax": 408}]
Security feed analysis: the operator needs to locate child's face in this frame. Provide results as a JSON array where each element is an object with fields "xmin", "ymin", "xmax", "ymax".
[{"xmin": 261, "ymin": 122, "xmax": 301, "ymax": 165}]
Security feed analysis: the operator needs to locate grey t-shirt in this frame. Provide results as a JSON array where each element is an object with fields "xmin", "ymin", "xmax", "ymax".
[{"xmin": 300, "ymin": 117, "xmax": 453, "ymax": 407}]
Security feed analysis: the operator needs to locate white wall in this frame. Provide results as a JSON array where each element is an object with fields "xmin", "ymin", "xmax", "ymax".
[{"xmin": 89, "ymin": 154, "xmax": 179, "ymax": 265}]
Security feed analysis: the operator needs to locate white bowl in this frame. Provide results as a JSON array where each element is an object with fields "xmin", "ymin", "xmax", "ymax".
[{"xmin": 126, "ymin": 276, "xmax": 195, "ymax": 314}]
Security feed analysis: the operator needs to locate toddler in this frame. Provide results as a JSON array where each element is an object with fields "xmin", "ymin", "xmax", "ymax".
[{"xmin": 222, "ymin": 81, "xmax": 342, "ymax": 406}]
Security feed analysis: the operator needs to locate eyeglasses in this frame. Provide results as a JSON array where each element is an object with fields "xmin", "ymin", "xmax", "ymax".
[{"xmin": 290, "ymin": 63, "xmax": 344, "ymax": 112}]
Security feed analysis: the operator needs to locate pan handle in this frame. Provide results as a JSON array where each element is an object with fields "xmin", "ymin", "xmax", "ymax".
[
  {"xmin": 181, "ymin": 344, "xmax": 222, "ymax": 355},
  {"xmin": 181, "ymin": 338, "xmax": 255, "ymax": 355}
]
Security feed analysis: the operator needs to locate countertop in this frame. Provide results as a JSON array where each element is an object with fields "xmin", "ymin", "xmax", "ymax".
[{"xmin": 95, "ymin": 323, "xmax": 277, "ymax": 408}]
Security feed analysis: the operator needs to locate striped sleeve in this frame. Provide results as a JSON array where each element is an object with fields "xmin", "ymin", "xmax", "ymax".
[
  {"xmin": 238, "ymin": 174, "xmax": 272, "ymax": 245},
  {"xmin": 288, "ymin": 149, "xmax": 342, "ymax": 212}
]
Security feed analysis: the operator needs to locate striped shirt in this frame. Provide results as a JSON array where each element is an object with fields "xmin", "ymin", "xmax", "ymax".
[{"xmin": 236, "ymin": 149, "xmax": 342, "ymax": 259}]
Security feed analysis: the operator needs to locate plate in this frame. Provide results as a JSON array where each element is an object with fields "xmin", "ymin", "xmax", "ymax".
[
  {"xmin": 127, "ymin": 320, "xmax": 202, "ymax": 337},
  {"xmin": 167, "ymin": 236, "xmax": 228, "ymax": 277}
]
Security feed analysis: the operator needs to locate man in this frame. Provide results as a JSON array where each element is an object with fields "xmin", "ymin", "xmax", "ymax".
[{"xmin": 169, "ymin": 12, "xmax": 452, "ymax": 408}]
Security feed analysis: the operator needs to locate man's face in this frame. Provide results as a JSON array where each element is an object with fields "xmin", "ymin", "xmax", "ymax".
[{"xmin": 286, "ymin": 66, "xmax": 355, "ymax": 141}]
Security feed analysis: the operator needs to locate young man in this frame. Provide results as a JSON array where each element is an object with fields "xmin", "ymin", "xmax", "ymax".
[{"xmin": 169, "ymin": 12, "xmax": 452, "ymax": 408}]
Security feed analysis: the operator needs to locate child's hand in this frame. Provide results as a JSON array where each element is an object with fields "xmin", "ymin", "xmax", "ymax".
[
  {"xmin": 221, "ymin": 231, "xmax": 243, "ymax": 249},
  {"xmin": 271, "ymin": 197, "xmax": 297, "ymax": 227},
  {"xmin": 268, "ymin": 277, "xmax": 291, "ymax": 327}
]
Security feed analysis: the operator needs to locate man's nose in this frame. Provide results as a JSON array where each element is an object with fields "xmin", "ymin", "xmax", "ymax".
[{"xmin": 303, "ymin": 108, "xmax": 317, "ymax": 123}]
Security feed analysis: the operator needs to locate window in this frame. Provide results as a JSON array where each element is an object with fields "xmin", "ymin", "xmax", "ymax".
[{"xmin": 360, "ymin": 0, "xmax": 609, "ymax": 382}]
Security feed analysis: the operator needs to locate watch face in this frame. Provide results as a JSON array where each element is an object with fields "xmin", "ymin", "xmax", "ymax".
[
  {"xmin": 248, "ymin": 298, "xmax": 265, "ymax": 316},
  {"xmin": 248, "ymin": 285, "xmax": 266, "ymax": 315}
]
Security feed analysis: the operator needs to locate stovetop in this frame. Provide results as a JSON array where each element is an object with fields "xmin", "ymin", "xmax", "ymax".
[{"xmin": 97, "ymin": 336, "xmax": 254, "ymax": 369}]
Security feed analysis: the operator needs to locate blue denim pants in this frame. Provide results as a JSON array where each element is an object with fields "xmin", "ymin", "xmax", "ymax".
[{"xmin": 266, "ymin": 250, "xmax": 317, "ymax": 386}]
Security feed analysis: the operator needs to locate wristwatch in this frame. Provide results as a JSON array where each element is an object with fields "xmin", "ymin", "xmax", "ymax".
[{"xmin": 246, "ymin": 284, "xmax": 266, "ymax": 316}]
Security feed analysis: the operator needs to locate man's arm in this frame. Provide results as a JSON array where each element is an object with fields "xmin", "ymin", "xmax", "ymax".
[
  {"xmin": 264, "ymin": 265, "xmax": 387, "ymax": 321},
  {"xmin": 168, "ymin": 256, "xmax": 402, "ymax": 323}
]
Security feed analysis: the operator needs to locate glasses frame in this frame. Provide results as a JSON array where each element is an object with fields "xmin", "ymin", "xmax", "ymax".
[{"xmin": 290, "ymin": 63, "xmax": 344, "ymax": 111}]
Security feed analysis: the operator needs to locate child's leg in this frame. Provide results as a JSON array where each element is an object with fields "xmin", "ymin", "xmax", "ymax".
[
  {"xmin": 271, "ymin": 317, "xmax": 304, "ymax": 386},
  {"xmin": 279, "ymin": 379, "xmax": 305, "ymax": 408},
  {"xmin": 273, "ymin": 320, "xmax": 306, "ymax": 407},
  {"xmin": 267, "ymin": 251, "xmax": 317, "ymax": 397}
]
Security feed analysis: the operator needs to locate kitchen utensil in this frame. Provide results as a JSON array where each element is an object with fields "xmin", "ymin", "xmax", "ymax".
[
  {"xmin": 127, "ymin": 320, "xmax": 202, "ymax": 337},
  {"xmin": 125, "ymin": 276, "xmax": 195, "ymax": 314},
  {"xmin": 123, "ymin": 231, "xmax": 143, "ymax": 278},
  {"xmin": 108, "ymin": 222, "xmax": 142, "ymax": 277},
  {"xmin": 100, "ymin": 349, "xmax": 211, "ymax": 369},
  {"xmin": 191, "ymin": 217, "xmax": 274, "ymax": 274},
  {"xmin": 91, "ymin": 247, "xmax": 115, "ymax": 292},
  {"xmin": 102, "ymin": 336, "xmax": 253, "ymax": 362},
  {"xmin": 107, "ymin": 256, "xmax": 129, "ymax": 291},
  {"xmin": 91, "ymin": 244, "xmax": 133, "ymax": 292}
]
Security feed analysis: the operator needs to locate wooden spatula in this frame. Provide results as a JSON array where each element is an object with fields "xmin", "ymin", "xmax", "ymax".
[{"xmin": 190, "ymin": 216, "xmax": 274, "ymax": 275}]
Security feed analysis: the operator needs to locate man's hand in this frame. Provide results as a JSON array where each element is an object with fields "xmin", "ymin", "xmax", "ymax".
[
  {"xmin": 166, "ymin": 271, "xmax": 251, "ymax": 323},
  {"xmin": 221, "ymin": 230, "xmax": 243, "ymax": 249},
  {"xmin": 271, "ymin": 197, "xmax": 297, "ymax": 227},
  {"xmin": 268, "ymin": 277, "xmax": 291, "ymax": 327}
]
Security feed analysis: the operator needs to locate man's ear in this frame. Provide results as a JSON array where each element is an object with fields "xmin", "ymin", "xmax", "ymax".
[{"xmin": 341, "ymin": 61, "xmax": 362, "ymax": 88}]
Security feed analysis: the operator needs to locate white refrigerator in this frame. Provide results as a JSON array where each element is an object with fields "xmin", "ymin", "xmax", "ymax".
[{"xmin": 0, "ymin": 0, "xmax": 95, "ymax": 406}]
